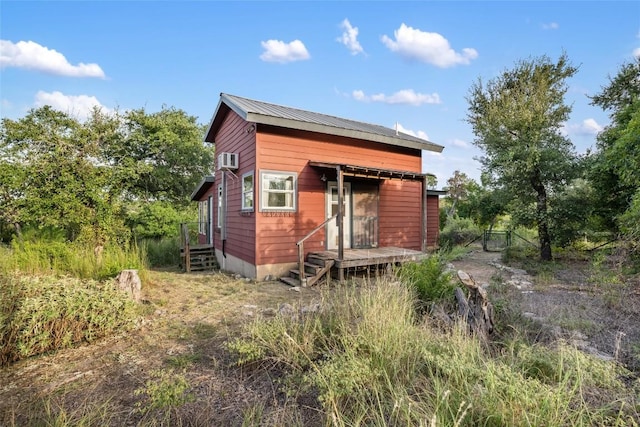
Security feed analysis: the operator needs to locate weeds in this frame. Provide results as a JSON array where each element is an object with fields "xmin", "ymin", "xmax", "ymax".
[
  {"xmin": 135, "ymin": 369, "xmax": 194, "ymax": 414},
  {"xmin": 228, "ymin": 279, "xmax": 637, "ymax": 426},
  {"xmin": 0, "ymin": 240, "xmax": 148, "ymax": 282},
  {"xmin": 0, "ymin": 273, "xmax": 139, "ymax": 366}
]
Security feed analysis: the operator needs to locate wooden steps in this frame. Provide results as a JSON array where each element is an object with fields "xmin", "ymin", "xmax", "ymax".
[
  {"xmin": 280, "ymin": 254, "xmax": 334, "ymax": 287},
  {"xmin": 180, "ymin": 245, "xmax": 216, "ymax": 272}
]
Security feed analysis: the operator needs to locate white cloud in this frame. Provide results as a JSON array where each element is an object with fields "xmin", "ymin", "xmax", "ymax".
[
  {"xmin": 633, "ymin": 47, "xmax": 640, "ymax": 59},
  {"xmin": 542, "ymin": 22, "xmax": 559, "ymax": 30},
  {"xmin": 337, "ymin": 19, "xmax": 364, "ymax": 55},
  {"xmin": 451, "ymin": 138, "xmax": 468, "ymax": 148},
  {"xmin": 380, "ymin": 23, "xmax": 478, "ymax": 68},
  {"xmin": 34, "ymin": 90, "xmax": 110, "ymax": 120},
  {"xmin": 259, "ymin": 39, "xmax": 310, "ymax": 63},
  {"xmin": 0, "ymin": 40, "xmax": 105, "ymax": 78},
  {"xmin": 562, "ymin": 118, "xmax": 604, "ymax": 136},
  {"xmin": 394, "ymin": 123, "xmax": 430, "ymax": 141},
  {"xmin": 352, "ymin": 89, "xmax": 441, "ymax": 106}
]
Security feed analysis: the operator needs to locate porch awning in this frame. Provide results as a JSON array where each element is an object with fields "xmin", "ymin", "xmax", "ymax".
[{"xmin": 309, "ymin": 161, "xmax": 433, "ymax": 182}]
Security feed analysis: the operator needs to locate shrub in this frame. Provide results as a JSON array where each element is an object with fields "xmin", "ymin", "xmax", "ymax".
[
  {"xmin": 439, "ymin": 216, "xmax": 481, "ymax": 248},
  {"xmin": 0, "ymin": 273, "xmax": 139, "ymax": 366},
  {"xmin": 395, "ymin": 255, "xmax": 455, "ymax": 308}
]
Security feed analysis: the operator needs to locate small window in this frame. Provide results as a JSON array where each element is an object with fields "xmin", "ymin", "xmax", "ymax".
[
  {"xmin": 217, "ymin": 184, "xmax": 223, "ymax": 229},
  {"xmin": 242, "ymin": 171, "xmax": 254, "ymax": 211},
  {"xmin": 261, "ymin": 171, "xmax": 297, "ymax": 211}
]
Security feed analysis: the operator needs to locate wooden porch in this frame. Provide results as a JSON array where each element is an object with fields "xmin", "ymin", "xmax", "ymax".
[
  {"xmin": 280, "ymin": 246, "xmax": 428, "ymax": 287},
  {"xmin": 311, "ymin": 247, "xmax": 428, "ymax": 268}
]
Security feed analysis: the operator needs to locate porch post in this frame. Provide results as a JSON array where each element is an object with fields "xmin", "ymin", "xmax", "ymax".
[
  {"xmin": 421, "ymin": 175, "xmax": 428, "ymax": 252},
  {"xmin": 337, "ymin": 165, "xmax": 345, "ymax": 282}
]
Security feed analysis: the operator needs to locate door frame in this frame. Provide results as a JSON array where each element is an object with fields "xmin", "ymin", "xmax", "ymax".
[{"xmin": 326, "ymin": 181, "xmax": 352, "ymax": 250}]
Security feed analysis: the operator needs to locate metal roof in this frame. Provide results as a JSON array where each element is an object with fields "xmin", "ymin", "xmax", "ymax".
[{"xmin": 204, "ymin": 93, "xmax": 444, "ymax": 153}]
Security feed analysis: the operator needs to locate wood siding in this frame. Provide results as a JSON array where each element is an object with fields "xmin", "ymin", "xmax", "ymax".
[
  {"xmin": 378, "ymin": 180, "xmax": 422, "ymax": 250},
  {"xmin": 212, "ymin": 110, "xmax": 257, "ymax": 265},
  {"xmin": 426, "ymin": 195, "xmax": 440, "ymax": 247},
  {"xmin": 255, "ymin": 126, "xmax": 422, "ymax": 265}
]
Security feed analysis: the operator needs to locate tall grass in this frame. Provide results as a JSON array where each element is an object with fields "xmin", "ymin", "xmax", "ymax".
[
  {"xmin": 228, "ymin": 280, "xmax": 638, "ymax": 426},
  {"xmin": 140, "ymin": 237, "xmax": 181, "ymax": 268},
  {"xmin": 0, "ymin": 273, "xmax": 139, "ymax": 366},
  {"xmin": 0, "ymin": 240, "xmax": 148, "ymax": 281}
]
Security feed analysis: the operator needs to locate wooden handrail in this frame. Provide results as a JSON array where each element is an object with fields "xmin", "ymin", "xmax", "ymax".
[
  {"xmin": 296, "ymin": 215, "xmax": 337, "ymax": 286},
  {"xmin": 297, "ymin": 214, "xmax": 337, "ymax": 246}
]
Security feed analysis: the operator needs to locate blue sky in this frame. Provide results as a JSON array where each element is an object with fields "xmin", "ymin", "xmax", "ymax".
[{"xmin": 2, "ymin": 1, "xmax": 639, "ymax": 186}]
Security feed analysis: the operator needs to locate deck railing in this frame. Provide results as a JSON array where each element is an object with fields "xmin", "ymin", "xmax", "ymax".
[{"xmin": 296, "ymin": 214, "xmax": 337, "ymax": 286}]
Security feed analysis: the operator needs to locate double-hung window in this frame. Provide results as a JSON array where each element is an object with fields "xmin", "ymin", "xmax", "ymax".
[
  {"xmin": 242, "ymin": 172, "xmax": 254, "ymax": 211},
  {"xmin": 260, "ymin": 171, "xmax": 297, "ymax": 211}
]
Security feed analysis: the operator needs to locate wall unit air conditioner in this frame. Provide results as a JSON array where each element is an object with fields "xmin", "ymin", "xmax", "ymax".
[{"xmin": 217, "ymin": 152, "xmax": 238, "ymax": 170}]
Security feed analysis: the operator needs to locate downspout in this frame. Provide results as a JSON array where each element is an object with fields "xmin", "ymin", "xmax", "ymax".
[{"xmin": 221, "ymin": 172, "xmax": 227, "ymax": 260}]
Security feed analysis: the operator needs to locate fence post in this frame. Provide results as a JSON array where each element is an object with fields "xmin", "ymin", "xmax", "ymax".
[{"xmin": 182, "ymin": 223, "xmax": 191, "ymax": 273}]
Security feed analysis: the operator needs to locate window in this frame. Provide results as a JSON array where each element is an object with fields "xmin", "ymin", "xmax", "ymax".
[
  {"xmin": 217, "ymin": 184, "xmax": 223, "ymax": 229},
  {"xmin": 261, "ymin": 171, "xmax": 297, "ymax": 211},
  {"xmin": 242, "ymin": 171, "xmax": 254, "ymax": 211}
]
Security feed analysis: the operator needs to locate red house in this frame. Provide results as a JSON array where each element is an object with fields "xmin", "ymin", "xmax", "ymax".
[{"xmin": 190, "ymin": 94, "xmax": 445, "ymax": 285}]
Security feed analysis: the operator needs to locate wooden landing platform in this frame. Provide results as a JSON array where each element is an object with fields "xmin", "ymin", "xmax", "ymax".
[{"xmin": 309, "ymin": 247, "xmax": 428, "ymax": 269}]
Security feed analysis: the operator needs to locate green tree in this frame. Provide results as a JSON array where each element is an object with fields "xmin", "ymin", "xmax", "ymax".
[
  {"xmin": 443, "ymin": 170, "xmax": 474, "ymax": 218},
  {"xmin": 127, "ymin": 201, "xmax": 196, "ymax": 239},
  {"xmin": 461, "ymin": 183, "xmax": 509, "ymax": 232},
  {"xmin": 0, "ymin": 105, "xmax": 214, "ymax": 243},
  {"xmin": 588, "ymin": 58, "xmax": 640, "ymax": 239},
  {"xmin": 466, "ymin": 53, "xmax": 579, "ymax": 260},
  {"xmin": 0, "ymin": 106, "xmax": 120, "ymax": 242},
  {"xmin": 110, "ymin": 107, "xmax": 214, "ymax": 205}
]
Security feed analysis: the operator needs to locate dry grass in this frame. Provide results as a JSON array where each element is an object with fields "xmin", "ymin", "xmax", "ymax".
[
  {"xmin": 2, "ymin": 255, "xmax": 639, "ymax": 426},
  {"xmin": 0, "ymin": 268, "xmax": 322, "ymax": 426}
]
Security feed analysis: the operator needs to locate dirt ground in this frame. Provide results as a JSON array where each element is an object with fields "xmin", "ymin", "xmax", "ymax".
[
  {"xmin": 450, "ymin": 246, "xmax": 640, "ymax": 368},
  {"xmin": 1, "ymin": 249, "xmax": 639, "ymax": 425}
]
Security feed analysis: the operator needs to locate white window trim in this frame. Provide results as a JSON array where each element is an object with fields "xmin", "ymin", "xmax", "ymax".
[
  {"xmin": 260, "ymin": 170, "xmax": 297, "ymax": 212},
  {"xmin": 242, "ymin": 171, "xmax": 254, "ymax": 211}
]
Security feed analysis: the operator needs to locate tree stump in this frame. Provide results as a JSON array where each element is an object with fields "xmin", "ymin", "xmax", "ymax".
[
  {"xmin": 115, "ymin": 269, "xmax": 141, "ymax": 302},
  {"xmin": 455, "ymin": 270, "xmax": 494, "ymax": 338}
]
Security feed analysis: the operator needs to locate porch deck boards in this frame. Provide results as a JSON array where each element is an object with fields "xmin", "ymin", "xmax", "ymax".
[{"xmin": 309, "ymin": 247, "xmax": 427, "ymax": 269}]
